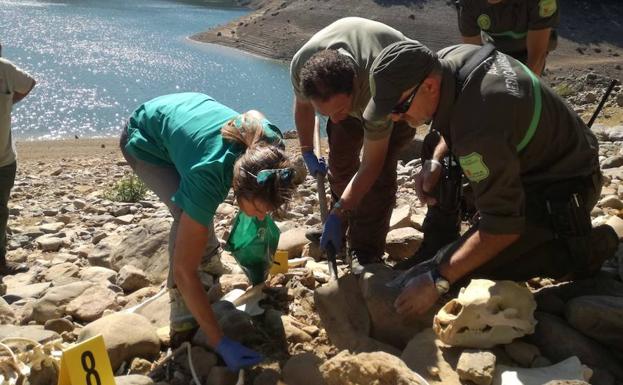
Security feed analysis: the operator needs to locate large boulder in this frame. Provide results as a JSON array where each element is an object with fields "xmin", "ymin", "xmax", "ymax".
[
  {"xmin": 109, "ymin": 218, "xmax": 171, "ymax": 282},
  {"xmin": 0, "ymin": 296, "xmax": 16, "ymax": 324},
  {"xmin": 0, "ymin": 325, "xmax": 59, "ymax": 344},
  {"xmin": 65, "ymin": 284, "xmax": 120, "ymax": 322},
  {"xmin": 314, "ymin": 273, "xmax": 399, "ymax": 355},
  {"xmin": 565, "ymin": 296, "xmax": 623, "ymax": 349},
  {"xmin": 31, "ymin": 281, "xmax": 91, "ymax": 323},
  {"xmin": 528, "ymin": 312, "xmax": 623, "ymax": 380},
  {"xmin": 78, "ymin": 313, "xmax": 160, "ymax": 371},
  {"xmin": 401, "ymin": 329, "xmax": 462, "ymax": 385},
  {"xmin": 384, "ymin": 227, "xmax": 423, "ymax": 261},
  {"xmin": 277, "ymin": 227, "xmax": 310, "ymax": 258},
  {"xmin": 320, "ymin": 350, "xmax": 427, "ymax": 385},
  {"xmin": 492, "ymin": 357, "xmax": 588, "ymax": 385},
  {"xmin": 282, "ymin": 352, "xmax": 326, "ymax": 385},
  {"xmin": 389, "ymin": 205, "xmax": 412, "ymax": 230},
  {"xmin": 359, "ymin": 264, "xmax": 432, "ymax": 349}
]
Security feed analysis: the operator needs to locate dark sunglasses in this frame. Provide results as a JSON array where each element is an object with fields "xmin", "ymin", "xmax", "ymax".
[{"xmin": 391, "ymin": 85, "xmax": 420, "ymax": 114}]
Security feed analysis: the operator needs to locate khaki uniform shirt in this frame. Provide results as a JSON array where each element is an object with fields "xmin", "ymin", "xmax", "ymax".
[
  {"xmin": 290, "ymin": 17, "xmax": 409, "ymax": 140},
  {"xmin": 0, "ymin": 58, "xmax": 35, "ymax": 167},
  {"xmin": 432, "ymin": 45, "xmax": 598, "ymax": 234},
  {"xmin": 457, "ymin": 0, "xmax": 559, "ymax": 54}
]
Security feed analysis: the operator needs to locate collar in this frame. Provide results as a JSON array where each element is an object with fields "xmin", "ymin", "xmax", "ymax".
[{"xmin": 429, "ymin": 60, "xmax": 457, "ymax": 142}]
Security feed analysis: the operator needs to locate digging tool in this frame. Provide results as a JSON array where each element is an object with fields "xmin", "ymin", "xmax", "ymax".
[
  {"xmin": 587, "ymin": 79, "xmax": 617, "ymax": 128},
  {"xmin": 313, "ymin": 116, "xmax": 338, "ymax": 280}
]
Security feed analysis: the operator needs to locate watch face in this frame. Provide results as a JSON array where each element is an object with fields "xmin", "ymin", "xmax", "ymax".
[{"xmin": 436, "ymin": 278, "xmax": 450, "ymax": 294}]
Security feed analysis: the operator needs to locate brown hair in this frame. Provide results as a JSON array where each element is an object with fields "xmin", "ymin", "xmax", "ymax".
[
  {"xmin": 222, "ymin": 112, "xmax": 295, "ymax": 210},
  {"xmin": 300, "ymin": 49, "xmax": 356, "ymax": 101}
]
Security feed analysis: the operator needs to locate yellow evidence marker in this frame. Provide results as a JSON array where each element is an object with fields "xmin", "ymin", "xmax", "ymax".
[
  {"xmin": 270, "ymin": 249, "xmax": 289, "ymax": 275},
  {"xmin": 57, "ymin": 334, "xmax": 115, "ymax": 385}
]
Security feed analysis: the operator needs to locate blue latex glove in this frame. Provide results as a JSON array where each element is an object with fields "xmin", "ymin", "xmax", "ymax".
[
  {"xmin": 302, "ymin": 150, "xmax": 327, "ymax": 177},
  {"xmin": 320, "ymin": 212, "xmax": 343, "ymax": 252},
  {"xmin": 215, "ymin": 336, "xmax": 263, "ymax": 372}
]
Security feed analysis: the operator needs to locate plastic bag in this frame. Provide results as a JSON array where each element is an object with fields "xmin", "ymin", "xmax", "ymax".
[{"xmin": 225, "ymin": 212, "xmax": 281, "ymax": 285}]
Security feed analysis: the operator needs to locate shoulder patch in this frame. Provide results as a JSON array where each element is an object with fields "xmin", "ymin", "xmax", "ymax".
[
  {"xmin": 538, "ymin": 0, "xmax": 557, "ymax": 17},
  {"xmin": 477, "ymin": 14, "xmax": 491, "ymax": 30},
  {"xmin": 459, "ymin": 152, "xmax": 490, "ymax": 183}
]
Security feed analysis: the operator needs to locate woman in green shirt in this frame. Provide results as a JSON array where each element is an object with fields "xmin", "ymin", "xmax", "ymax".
[{"xmin": 120, "ymin": 93, "xmax": 296, "ymax": 371}]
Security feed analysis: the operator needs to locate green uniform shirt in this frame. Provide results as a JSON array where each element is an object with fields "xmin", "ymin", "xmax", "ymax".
[
  {"xmin": 290, "ymin": 17, "xmax": 409, "ymax": 140},
  {"xmin": 432, "ymin": 45, "xmax": 598, "ymax": 234},
  {"xmin": 457, "ymin": 0, "xmax": 559, "ymax": 55},
  {"xmin": 0, "ymin": 58, "xmax": 35, "ymax": 167},
  {"xmin": 123, "ymin": 93, "xmax": 283, "ymax": 227}
]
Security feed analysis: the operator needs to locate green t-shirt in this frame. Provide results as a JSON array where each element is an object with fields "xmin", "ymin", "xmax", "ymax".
[
  {"xmin": 290, "ymin": 17, "xmax": 409, "ymax": 140},
  {"xmin": 123, "ymin": 92, "xmax": 283, "ymax": 227}
]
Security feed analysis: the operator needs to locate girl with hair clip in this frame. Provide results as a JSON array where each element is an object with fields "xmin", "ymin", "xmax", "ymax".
[{"xmin": 119, "ymin": 92, "xmax": 296, "ymax": 372}]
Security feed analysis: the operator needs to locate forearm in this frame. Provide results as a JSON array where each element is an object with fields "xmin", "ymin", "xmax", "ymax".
[
  {"xmin": 439, "ymin": 230, "xmax": 520, "ymax": 284},
  {"xmin": 526, "ymin": 29, "xmax": 551, "ymax": 76},
  {"xmin": 527, "ymin": 52, "xmax": 546, "ymax": 76},
  {"xmin": 339, "ymin": 163, "xmax": 382, "ymax": 210},
  {"xmin": 431, "ymin": 136, "xmax": 449, "ymax": 162},
  {"xmin": 294, "ymin": 99, "xmax": 316, "ymax": 152}
]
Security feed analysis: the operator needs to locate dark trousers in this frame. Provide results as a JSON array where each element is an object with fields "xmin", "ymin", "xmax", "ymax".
[
  {"xmin": 327, "ymin": 117, "xmax": 415, "ymax": 260},
  {"xmin": 0, "ymin": 162, "xmax": 17, "ymax": 266}
]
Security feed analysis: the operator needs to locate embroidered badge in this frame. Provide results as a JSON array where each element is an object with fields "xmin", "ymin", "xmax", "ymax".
[
  {"xmin": 539, "ymin": 0, "xmax": 557, "ymax": 17},
  {"xmin": 459, "ymin": 152, "xmax": 490, "ymax": 183},
  {"xmin": 477, "ymin": 14, "xmax": 491, "ymax": 30}
]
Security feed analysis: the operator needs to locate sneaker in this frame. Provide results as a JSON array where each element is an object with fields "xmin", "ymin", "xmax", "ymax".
[
  {"xmin": 0, "ymin": 261, "xmax": 28, "ymax": 276},
  {"xmin": 587, "ymin": 224, "xmax": 620, "ymax": 274},
  {"xmin": 169, "ymin": 288, "xmax": 198, "ymax": 333}
]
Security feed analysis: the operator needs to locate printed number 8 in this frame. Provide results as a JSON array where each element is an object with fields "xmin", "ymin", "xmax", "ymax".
[{"xmin": 81, "ymin": 350, "xmax": 101, "ymax": 385}]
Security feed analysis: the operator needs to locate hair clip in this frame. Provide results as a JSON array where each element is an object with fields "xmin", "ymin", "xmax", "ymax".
[{"xmin": 241, "ymin": 167, "xmax": 293, "ymax": 185}]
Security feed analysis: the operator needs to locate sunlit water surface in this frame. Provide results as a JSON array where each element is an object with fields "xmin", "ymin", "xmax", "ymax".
[{"xmin": 0, "ymin": 0, "xmax": 294, "ymax": 139}]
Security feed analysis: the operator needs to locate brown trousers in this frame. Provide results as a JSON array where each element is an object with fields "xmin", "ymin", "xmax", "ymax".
[{"xmin": 327, "ymin": 117, "xmax": 415, "ymax": 260}]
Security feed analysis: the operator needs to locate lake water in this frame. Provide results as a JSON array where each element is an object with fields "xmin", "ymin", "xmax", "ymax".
[{"xmin": 0, "ymin": 0, "xmax": 295, "ymax": 140}]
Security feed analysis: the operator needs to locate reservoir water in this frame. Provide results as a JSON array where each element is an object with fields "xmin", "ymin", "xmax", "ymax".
[{"xmin": 0, "ymin": 0, "xmax": 294, "ymax": 140}]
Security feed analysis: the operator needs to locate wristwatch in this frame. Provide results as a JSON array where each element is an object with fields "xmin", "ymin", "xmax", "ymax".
[
  {"xmin": 332, "ymin": 199, "xmax": 351, "ymax": 219},
  {"xmin": 430, "ymin": 268, "xmax": 450, "ymax": 295}
]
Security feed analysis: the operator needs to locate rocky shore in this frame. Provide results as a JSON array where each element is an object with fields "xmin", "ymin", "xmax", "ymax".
[{"xmin": 1, "ymin": 76, "xmax": 622, "ymax": 385}]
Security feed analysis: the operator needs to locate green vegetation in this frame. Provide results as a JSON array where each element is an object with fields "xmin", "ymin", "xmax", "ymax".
[
  {"xmin": 553, "ymin": 82, "xmax": 576, "ymax": 98},
  {"xmin": 103, "ymin": 174, "xmax": 149, "ymax": 203}
]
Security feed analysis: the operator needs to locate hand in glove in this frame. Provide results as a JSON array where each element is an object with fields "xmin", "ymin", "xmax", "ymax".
[
  {"xmin": 302, "ymin": 150, "xmax": 327, "ymax": 177},
  {"xmin": 215, "ymin": 336, "xmax": 263, "ymax": 372},
  {"xmin": 320, "ymin": 212, "xmax": 343, "ymax": 252}
]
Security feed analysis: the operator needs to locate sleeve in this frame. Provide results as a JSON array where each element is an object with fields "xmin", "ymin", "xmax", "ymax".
[
  {"xmin": 7, "ymin": 61, "xmax": 34, "ymax": 94},
  {"xmin": 363, "ymin": 116, "xmax": 393, "ymax": 140},
  {"xmin": 528, "ymin": 0, "xmax": 560, "ymax": 30},
  {"xmin": 290, "ymin": 51, "xmax": 308, "ymax": 101},
  {"xmin": 453, "ymin": 119, "xmax": 526, "ymax": 234},
  {"xmin": 457, "ymin": 0, "xmax": 482, "ymax": 37},
  {"xmin": 171, "ymin": 168, "xmax": 226, "ymax": 228}
]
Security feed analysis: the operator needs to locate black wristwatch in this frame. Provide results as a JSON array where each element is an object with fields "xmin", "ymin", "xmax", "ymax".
[{"xmin": 430, "ymin": 268, "xmax": 450, "ymax": 295}]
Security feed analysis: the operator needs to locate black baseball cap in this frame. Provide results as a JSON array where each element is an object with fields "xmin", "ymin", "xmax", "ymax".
[{"xmin": 364, "ymin": 40, "xmax": 439, "ymax": 121}]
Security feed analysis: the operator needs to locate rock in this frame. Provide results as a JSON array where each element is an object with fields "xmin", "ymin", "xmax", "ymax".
[
  {"xmin": 44, "ymin": 318, "xmax": 74, "ymax": 334},
  {"xmin": 314, "ymin": 273, "xmax": 399, "ymax": 355},
  {"xmin": 606, "ymin": 215, "xmax": 623, "ymax": 240},
  {"xmin": 565, "ymin": 296, "xmax": 623, "ymax": 349},
  {"xmin": 189, "ymin": 346, "xmax": 218, "ymax": 382},
  {"xmin": 133, "ymin": 288, "xmax": 170, "ymax": 328},
  {"xmin": 88, "ymin": 233, "xmax": 123, "ymax": 268},
  {"xmin": 253, "ymin": 369, "xmax": 280, "ymax": 385},
  {"xmin": 6, "ymin": 282, "xmax": 51, "ymax": 300},
  {"xmin": 79, "ymin": 266, "xmax": 118, "ymax": 284},
  {"xmin": 0, "ymin": 324, "xmax": 60, "ymax": 344},
  {"xmin": 0, "ymin": 296, "xmax": 16, "ymax": 324},
  {"xmin": 277, "ymin": 228, "xmax": 309, "ymax": 258},
  {"xmin": 389, "ymin": 205, "xmax": 412, "ymax": 230},
  {"xmin": 109, "ymin": 219, "xmax": 171, "ymax": 283},
  {"xmin": 39, "ymin": 222, "xmax": 65, "ymax": 234},
  {"xmin": 114, "ymin": 375, "xmax": 155, "ymax": 385},
  {"xmin": 73, "ymin": 199, "xmax": 87, "ymax": 209},
  {"xmin": 598, "ymin": 195, "xmax": 623, "ymax": 210},
  {"xmin": 528, "ymin": 312, "xmax": 623, "ymax": 380},
  {"xmin": 205, "ymin": 366, "xmax": 238, "ymax": 385},
  {"xmin": 282, "ymin": 352, "xmax": 326, "ymax": 385},
  {"xmin": 504, "ymin": 340, "xmax": 541, "ymax": 367},
  {"xmin": 601, "ymin": 155, "xmax": 623, "ymax": 169},
  {"xmin": 291, "ymin": 155, "xmax": 308, "ymax": 185},
  {"xmin": 114, "ymin": 214, "xmax": 135, "ymax": 224},
  {"xmin": 282, "ymin": 314, "xmax": 313, "ymax": 343},
  {"xmin": 320, "ymin": 350, "xmax": 428, "ymax": 385},
  {"xmin": 32, "ymin": 281, "xmax": 91, "ymax": 323},
  {"xmin": 117, "ymin": 265, "xmax": 151, "ymax": 292},
  {"xmin": 359, "ymin": 264, "xmax": 432, "ymax": 349},
  {"xmin": 65, "ymin": 284, "xmax": 119, "ymax": 322},
  {"xmin": 79, "ymin": 313, "xmax": 160, "ymax": 371},
  {"xmin": 401, "ymin": 329, "xmax": 462, "ymax": 385},
  {"xmin": 36, "ymin": 236, "xmax": 64, "ymax": 251},
  {"xmin": 534, "ymin": 277, "xmax": 623, "ymax": 305},
  {"xmin": 492, "ymin": 356, "xmax": 588, "ymax": 385},
  {"xmin": 384, "ymin": 227, "xmax": 423, "ymax": 261},
  {"xmin": 457, "ymin": 350, "xmax": 496, "ymax": 385},
  {"xmin": 42, "ymin": 262, "xmax": 80, "ymax": 285}
]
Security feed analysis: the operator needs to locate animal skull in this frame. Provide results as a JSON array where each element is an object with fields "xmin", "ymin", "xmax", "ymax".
[{"xmin": 433, "ymin": 279, "xmax": 536, "ymax": 348}]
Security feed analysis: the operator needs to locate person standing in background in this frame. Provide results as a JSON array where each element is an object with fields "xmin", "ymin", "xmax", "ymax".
[
  {"xmin": 456, "ymin": 0, "xmax": 559, "ymax": 75},
  {"xmin": 0, "ymin": 42, "xmax": 36, "ymax": 276}
]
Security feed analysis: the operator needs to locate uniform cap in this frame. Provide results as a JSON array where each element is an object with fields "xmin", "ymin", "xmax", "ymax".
[{"xmin": 364, "ymin": 40, "xmax": 438, "ymax": 121}]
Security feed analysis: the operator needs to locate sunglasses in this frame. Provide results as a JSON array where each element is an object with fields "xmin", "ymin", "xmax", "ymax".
[{"xmin": 391, "ymin": 85, "xmax": 420, "ymax": 114}]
